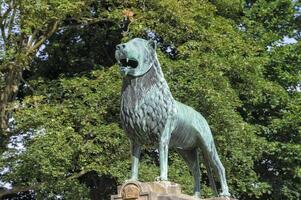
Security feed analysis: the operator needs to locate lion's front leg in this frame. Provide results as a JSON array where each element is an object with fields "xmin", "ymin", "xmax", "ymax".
[
  {"xmin": 130, "ymin": 142, "xmax": 141, "ymax": 181},
  {"xmin": 159, "ymin": 140, "xmax": 169, "ymax": 181},
  {"xmin": 159, "ymin": 119, "xmax": 173, "ymax": 181}
]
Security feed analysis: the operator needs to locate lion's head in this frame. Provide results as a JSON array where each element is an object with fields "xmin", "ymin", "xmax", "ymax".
[{"xmin": 115, "ymin": 38, "xmax": 157, "ymax": 77}]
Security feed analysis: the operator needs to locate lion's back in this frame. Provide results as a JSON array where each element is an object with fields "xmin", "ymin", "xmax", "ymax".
[{"xmin": 170, "ymin": 101, "xmax": 212, "ymax": 149}]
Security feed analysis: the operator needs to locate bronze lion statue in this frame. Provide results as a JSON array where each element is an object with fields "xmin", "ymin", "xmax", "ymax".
[{"xmin": 115, "ymin": 38, "xmax": 230, "ymax": 198}]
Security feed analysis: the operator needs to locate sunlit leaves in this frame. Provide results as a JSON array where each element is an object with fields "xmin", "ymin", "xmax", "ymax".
[{"xmin": 1, "ymin": 0, "xmax": 300, "ymax": 199}]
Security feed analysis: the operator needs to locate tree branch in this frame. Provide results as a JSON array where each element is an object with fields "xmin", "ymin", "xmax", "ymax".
[
  {"xmin": 6, "ymin": 6, "xmax": 17, "ymax": 43},
  {"xmin": 67, "ymin": 170, "xmax": 88, "ymax": 180},
  {"xmin": 0, "ymin": 185, "xmax": 34, "ymax": 198},
  {"xmin": 59, "ymin": 17, "xmax": 108, "ymax": 30},
  {"xmin": 77, "ymin": 17, "xmax": 107, "ymax": 25},
  {"xmin": 0, "ymin": 0, "xmax": 17, "ymax": 47},
  {"xmin": 0, "ymin": 5, "xmax": 12, "ymax": 24},
  {"xmin": 20, "ymin": 74, "xmax": 35, "ymax": 93},
  {"xmin": 27, "ymin": 29, "xmax": 38, "ymax": 48},
  {"xmin": 0, "ymin": 22, "xmax": 6, "ymax": 45},
  {"xmin": 27, "ymin": 20, "xmax": 60, "ymax": 55}
]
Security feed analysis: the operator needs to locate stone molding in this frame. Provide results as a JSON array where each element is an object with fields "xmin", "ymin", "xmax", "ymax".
[{"xmin": 111, "ymin": 181, "xmax": 236, "ymax": 200}]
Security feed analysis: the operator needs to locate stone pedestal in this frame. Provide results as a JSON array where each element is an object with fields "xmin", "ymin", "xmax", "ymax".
[{"xmin": 111, "ymin": 181, "xmax": 236, "ymax": 200}]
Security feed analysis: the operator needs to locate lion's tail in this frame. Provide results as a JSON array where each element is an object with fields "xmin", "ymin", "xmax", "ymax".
[{"xmin": 203, "ymin": 152, "xmax": 218, "ymax": 196}]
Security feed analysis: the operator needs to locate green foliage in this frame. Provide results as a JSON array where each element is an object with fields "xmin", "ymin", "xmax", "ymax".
[
  {"xmin": 0, "ymin": 0, "xmax": 94, "ymax": 156},
  {"xmin": 20, "ymin": 0, "xmax": 89, "ymax": 34},
  {"xmin": 1, "ymin": 0, "xmax": 300, "ymax": 199},
  {"xmin": 1, "ymin": 67, "xmax": 130, "ymax": 198},
  {"xmin": 242, "ymin": 0, "xmax": 296, "ymax": 45}
]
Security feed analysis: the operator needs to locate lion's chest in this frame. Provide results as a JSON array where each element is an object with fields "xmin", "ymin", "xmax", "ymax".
[{"xmin": 120, "ymin": 83, "xmax": 174, "ymax": 145}]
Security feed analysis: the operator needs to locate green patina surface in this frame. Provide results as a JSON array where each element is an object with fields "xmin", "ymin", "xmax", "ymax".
[{"xmin": 115, "ymin": 38, "xmax": 230, "ymax": 198}]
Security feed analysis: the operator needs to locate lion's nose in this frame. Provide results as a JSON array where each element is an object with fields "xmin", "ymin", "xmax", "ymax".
[{"xmin": 116, "ymin": 44, "xmax": 125, "ymax": 50}]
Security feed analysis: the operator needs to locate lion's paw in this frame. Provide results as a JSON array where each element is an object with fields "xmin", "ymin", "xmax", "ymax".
[
  {"xmin": 154, "ymin": 176, "xmax": 168, "ymax": 182},
  {"xmin": 219, "ymin": 192, "xmax": 231, "ymax": 200},
  {"xmin": 125, "ymin": 178, "xmax": 138, "ymax": 182},
  {"xmin": 193, "ymin": 192, "xmax": 201, "ymax": 199}
]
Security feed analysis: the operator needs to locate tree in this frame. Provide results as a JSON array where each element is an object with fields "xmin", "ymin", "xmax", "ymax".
[
  {"xmin": 1, "ymin": 0, "xmax": 300, "ymax": 199},
  {"xmin": 231, "ymin": 1, "xmax": 301, "ymax": 199},
  {"xmin": 0, "ymin": 0, "xmax": 92, "ymax": 151}
]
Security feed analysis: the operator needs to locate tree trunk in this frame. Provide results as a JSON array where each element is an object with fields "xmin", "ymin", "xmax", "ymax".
[{"xmin": 0, "ymin": 64, "xmax": 21, "ymax": 149}]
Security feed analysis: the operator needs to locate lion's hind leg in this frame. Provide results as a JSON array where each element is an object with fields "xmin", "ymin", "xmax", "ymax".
[
  {"xmin": 202, "ymin": 143, "xmax": 230, "ymax": 197},
  {"xmin": 177, "ymin": 148, "xmax": 201, "ymax": 198}
]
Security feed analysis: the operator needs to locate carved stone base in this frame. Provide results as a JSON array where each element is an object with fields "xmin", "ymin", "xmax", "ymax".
[{"xmin": 111, "ymin": 181, "xmax": 236, "ymax": 200}]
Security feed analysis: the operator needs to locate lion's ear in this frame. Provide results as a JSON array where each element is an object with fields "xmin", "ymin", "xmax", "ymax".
[{"xmin": 147, "ymin": 40, "xmax": 157, "ymax": 50}]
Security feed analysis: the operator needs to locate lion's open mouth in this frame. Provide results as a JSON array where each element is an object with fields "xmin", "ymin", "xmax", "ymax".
[{"xmin": 120, "ymin": 58, "xmax": 138, "ymax": 68}]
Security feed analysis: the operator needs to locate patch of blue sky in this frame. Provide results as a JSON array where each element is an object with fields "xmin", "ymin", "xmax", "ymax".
[{"xmin": 282, "ymin": 36, "xmax": 298, "ymax": 44}]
